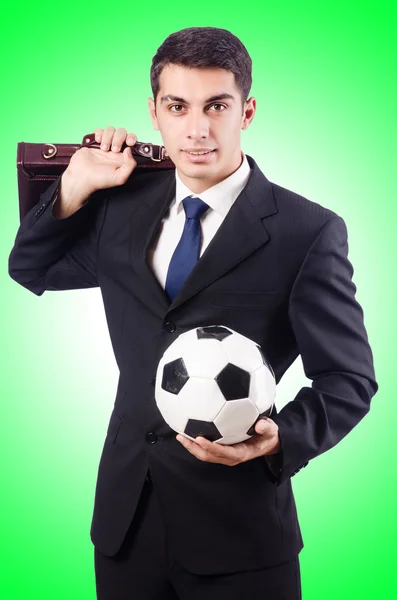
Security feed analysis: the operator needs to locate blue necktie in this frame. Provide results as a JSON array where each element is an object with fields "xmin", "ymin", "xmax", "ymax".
[{"xmin": 165, "ymin": 196, "xmax": 210, "ymax": 302}]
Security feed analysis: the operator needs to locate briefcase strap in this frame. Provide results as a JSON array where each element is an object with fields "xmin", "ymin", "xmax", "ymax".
[{"xmin": 41, "ymin": 132, "xmax": 169, "ymax": 163}]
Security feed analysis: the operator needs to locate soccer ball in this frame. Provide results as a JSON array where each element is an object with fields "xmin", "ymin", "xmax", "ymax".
[{"xmin": 155, "ymin": 325, "xmax": 276, "ymax": 445}]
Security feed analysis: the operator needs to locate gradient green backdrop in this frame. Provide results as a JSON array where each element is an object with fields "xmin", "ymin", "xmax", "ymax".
[{"xmin": 1, "ymin": 1, "xmax": 395, "ymax": 598}]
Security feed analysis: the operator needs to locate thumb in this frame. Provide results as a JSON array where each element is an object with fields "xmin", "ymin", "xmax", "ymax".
[
  {"xmin": 122, "ymin": 145, "xmax": 137, "ymax": 168},
  {"xmin": 115, "ymin": 146, "xmax": 137, "ymax": 184},
  {"xmin": 255, "ymin": 417, "xmax": 270, "ymax": 435}
]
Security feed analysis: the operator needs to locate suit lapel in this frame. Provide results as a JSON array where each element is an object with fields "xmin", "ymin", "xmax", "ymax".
[
  {"xmin": 129, "ymin": 169, "xmax": 175, "ymax": 312},
  {"xmin": 129, "ymin": 155, "xmax": 278, "ymax": 314}
]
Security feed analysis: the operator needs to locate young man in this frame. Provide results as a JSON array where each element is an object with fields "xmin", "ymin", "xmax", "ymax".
[{"xmin": 9, "ymin": 27, "xmax": 378, "ymax": 600}]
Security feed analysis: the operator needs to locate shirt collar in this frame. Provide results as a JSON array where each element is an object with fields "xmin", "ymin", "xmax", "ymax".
[{"xmin": 174, "ymin": 151, "xmax": 252, "ymax": 219}]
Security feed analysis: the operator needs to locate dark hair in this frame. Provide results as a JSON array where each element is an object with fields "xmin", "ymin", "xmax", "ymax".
[{"xmin": 150, "ymin": 27, "xmax": 252, "ymax": 111}]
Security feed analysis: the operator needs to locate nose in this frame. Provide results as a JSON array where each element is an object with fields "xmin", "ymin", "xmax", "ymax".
[{"xmin": 185, "ymin": 109, "xmax": 210, "ymax": 140}]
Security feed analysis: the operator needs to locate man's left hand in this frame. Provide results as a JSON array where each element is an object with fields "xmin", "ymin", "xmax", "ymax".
[{"xmin": 176, "ymin": 416, "xmax": 280, "ymax": 466}]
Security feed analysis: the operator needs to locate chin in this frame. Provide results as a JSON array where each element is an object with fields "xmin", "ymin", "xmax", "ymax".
[{"xmin": 178, "ymin": 166, "xmax": 215, "ymax": 179}]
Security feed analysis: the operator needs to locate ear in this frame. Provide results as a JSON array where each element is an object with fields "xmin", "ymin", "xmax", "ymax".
[
  {"xmin": 241, "ymin": 97, "xmax": 256, "ymax": 131},
  {"xmin": 148, "ymin": 97, "xmax": 160, "ymax": 131}
]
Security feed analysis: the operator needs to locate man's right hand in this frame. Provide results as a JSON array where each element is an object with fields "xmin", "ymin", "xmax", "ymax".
[{"xmin": 54, "ymin": 126, "xmax": 138, "ymax": 218}]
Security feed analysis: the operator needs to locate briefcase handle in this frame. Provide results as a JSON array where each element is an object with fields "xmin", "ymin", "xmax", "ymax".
[{"xmin": 42, "ymin": 132, "xmax": 171, "ymax": 163}]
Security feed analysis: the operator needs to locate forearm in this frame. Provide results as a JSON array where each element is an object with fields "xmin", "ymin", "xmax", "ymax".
[
  {"xmin": 52, "ymin": 172, "xmax": 92, "ymax": 219},
  {"xmin": 266, "ymin": 216, "xmax": 378, "ymax": 486},
  {"xmin": 8, "ymin": 176, "xmax": 107, "ymax": 295}
]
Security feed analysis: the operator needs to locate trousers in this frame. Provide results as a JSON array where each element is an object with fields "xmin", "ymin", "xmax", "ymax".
[{"xmin": 94, "ymin": 471, "xmax": 302, "ymax": 600}]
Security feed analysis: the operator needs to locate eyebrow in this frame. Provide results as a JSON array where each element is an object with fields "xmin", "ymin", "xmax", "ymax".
[{"xmin": 160, "ymin": 93, "xmax": 235, "ymax": 104}]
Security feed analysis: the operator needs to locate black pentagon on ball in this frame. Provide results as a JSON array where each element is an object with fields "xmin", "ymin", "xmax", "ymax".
[
  {"xmin": 215, "ymin": 363, "xmax": 250, "ymax": 400},
  {"xmin": 196, "ymin": 325, "xmax": 232, "ymax": 341},
  {"xmin": 246, "ymin": 406, "xmax": 274, "ymax": 436},
  {"xmin": 162, "ymin": 358, "xmax": 189, "ymax": 395},
  {"xmin": 184, "ymin": 419, "xmax": 222, "ymax": 442}
]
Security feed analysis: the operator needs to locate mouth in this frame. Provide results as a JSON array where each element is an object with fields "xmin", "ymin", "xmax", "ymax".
[{"xmin": 182, "ymin": 149, "xmax": 216, "ymax": 163}]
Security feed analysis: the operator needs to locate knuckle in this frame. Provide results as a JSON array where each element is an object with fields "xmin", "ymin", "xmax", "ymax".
[
  {"xmin": 78, "ymin": 146, "xmax": 89, "ymax": 155},
  {"xmin": 127, "ymin": 132, "xmax": 137, "ymax": 144}
]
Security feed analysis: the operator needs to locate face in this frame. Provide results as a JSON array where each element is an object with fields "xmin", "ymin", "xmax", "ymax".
[{"xmin": 148, "ymin": 64, "xmax": 256, "ymax": 194}]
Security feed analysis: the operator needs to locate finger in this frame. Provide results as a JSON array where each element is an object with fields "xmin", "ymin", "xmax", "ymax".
[
  {"xmin": 255, "ymin": 417, "xmax": 271, "ymax": 435},
  {"xmin": 255, "ymin": 418, "xmax": 278, "ymax": 441},
  {"xmin": 111, "ymin": 127, "xmax": 127, "ymax": 152},
  {"xmin": 94, "ymin": 128, "xmax": 104, "ymax": 143},
  {"xmin": 196, "ymin": 437, "xmax": 244, "ymax": 465},
  {"xmin": 113, "ymin": 147, "xmax": 137, "ymax": 185},
  {"xmin": 196, "ymin": 436, "xmax": 234, "ymax": 460},
  {"xmin": 177, "ymin": 435, "xmax": 220, "ymax": 463},
  {"xmin": 201, "ymin": 436, "xmax": 255, "ymax": 464},
  {"xmin": 245, "ymin": 430, "xmax": 277, "ymax": 458},
  {"xmin": 126, "ymin": 132, "xmax": 138, "ymax": 147},
  {"xmin": 122, "ymin": 146, "xmax": 137, "ymax": 167},
  {"xmin": 101, "ymin": 125, "xmax": 116, "ymax": 151}
]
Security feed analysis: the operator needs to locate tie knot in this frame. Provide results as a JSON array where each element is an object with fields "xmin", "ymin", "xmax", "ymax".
[{"xmin": 182, "ymin": 196, "xmax": 209, "ymax": 220}]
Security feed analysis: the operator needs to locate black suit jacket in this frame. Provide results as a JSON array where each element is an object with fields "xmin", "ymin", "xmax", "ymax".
[{"xmin": 8, "ymin": 154, "xmax": 378, "ymax": 575}]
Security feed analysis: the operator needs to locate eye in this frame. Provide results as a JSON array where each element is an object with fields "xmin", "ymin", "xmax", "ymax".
[
  {"xmin": 169, "ymin": 104, "xmax": 184, "ymax": 112},
  {"xmin": 209, "ymin": 103, "xmax": 226, "ymax": 111}
]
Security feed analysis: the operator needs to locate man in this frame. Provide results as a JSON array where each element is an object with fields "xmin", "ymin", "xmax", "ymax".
[{"xmin": 8, "ymin": 26, "xmax": 378, "ymax": 600}]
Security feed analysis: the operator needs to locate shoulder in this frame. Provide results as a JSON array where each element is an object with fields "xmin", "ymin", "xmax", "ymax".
[
  {"xmin": 246, "ymin": 154, "xmax": 342, "ymax": 232},
  {"xmin": 270, "ymin": 180, "xmax": 339, "ymax": 224},
  {"xmin": 271, "ymin": 181, "xmax": 349, "ymax": 259},
  {"xmin": 246, "ymin": 155, "xmax": 349, "ymax": 265}
]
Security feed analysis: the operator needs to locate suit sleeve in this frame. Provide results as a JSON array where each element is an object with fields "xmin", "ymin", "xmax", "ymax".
[
  {"xmin": 8, "ymin": 176, "xmax": 109, "ymax": 295},
  {"xmin": 267, "ymin": 215, "xmax": 378, "ymax": 486}
]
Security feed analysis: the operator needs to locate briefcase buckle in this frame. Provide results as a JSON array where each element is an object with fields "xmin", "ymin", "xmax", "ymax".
[{"xmin": 43, "ymin": 144, "xmax": 58, "ymax": 159}]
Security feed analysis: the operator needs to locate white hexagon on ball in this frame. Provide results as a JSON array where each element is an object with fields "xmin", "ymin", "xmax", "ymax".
[
  {"xmin": 213, "ymin": 398, "xmax": 259, "ymax": 444},
  {"xmin": 176, "ymin": 376, "xmax": 226, "ymax": 422}
]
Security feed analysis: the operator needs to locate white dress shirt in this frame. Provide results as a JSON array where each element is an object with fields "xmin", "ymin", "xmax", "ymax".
[{"xmin": 147, "ymin": 152, "xmax": 252, "ymax": 288}]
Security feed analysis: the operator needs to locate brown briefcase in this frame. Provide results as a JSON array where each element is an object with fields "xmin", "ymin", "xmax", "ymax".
[{"xmin": 16, "ymin": 132, "xmax": 175, "ymax": 222}]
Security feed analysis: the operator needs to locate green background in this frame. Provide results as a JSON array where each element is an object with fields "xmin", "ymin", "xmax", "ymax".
[{"xmin": 1, "ymin": 1, "xmax": 395, "ymax": 598}]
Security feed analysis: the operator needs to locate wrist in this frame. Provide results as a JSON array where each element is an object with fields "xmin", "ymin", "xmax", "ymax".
[
  {"xmin": 266, "ymin": 431, "xmax": 281, "ymax": 455},
  {"xmin": 60, "ymin": 171, "xmax": 93, "ymax": 208}
]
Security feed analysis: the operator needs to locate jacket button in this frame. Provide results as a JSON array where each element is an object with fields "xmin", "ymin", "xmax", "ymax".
[
  {"xmin": 35, "ymin": 203, "xmax": 46, "ymax": 217},
  {"xmin": 164, "ymin": 320, "xmax": 176, "ymax": 333},
  {"xmin": 146, "ymin": 432, "xmax": 158, "ymax": 444}
]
